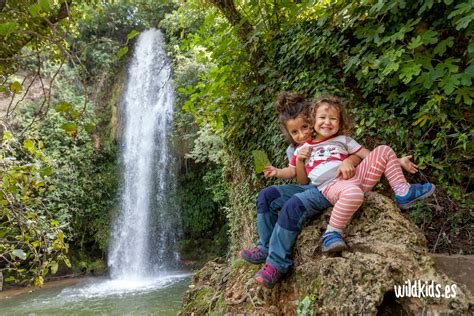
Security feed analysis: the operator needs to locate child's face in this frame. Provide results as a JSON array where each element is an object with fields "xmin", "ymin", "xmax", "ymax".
[
  {"xmin": 286, "ymin": 115, "xmax": 312, "ymax": 145},
  {"xmin": 314, "ymin": 103, "xmax": 340, "ymax": 140}
]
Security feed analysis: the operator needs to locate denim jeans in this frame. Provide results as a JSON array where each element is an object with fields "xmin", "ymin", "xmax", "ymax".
[{"xmin": 256, "ymin": 184, "xmax": 331, "ymax": 272}]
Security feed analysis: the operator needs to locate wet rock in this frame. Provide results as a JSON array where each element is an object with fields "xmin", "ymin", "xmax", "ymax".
[{"xmin": 181, "ymin": 192, "xmax": 473, "ymax": 315}]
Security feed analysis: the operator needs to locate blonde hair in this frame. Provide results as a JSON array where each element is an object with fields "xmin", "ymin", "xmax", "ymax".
[{"xmin": 311, "ymin": 95, "xmax": 352, "ymax": 136}]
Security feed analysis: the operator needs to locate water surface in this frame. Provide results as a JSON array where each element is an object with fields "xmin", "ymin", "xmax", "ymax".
[{"xmin": 0, "ymin": 273, "xmax": 190, "ymax": 315}]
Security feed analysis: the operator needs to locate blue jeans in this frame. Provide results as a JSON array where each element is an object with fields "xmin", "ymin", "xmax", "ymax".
[{"xmin": 256, "ymin": 184, "xmax": 331, "ymax": 272}]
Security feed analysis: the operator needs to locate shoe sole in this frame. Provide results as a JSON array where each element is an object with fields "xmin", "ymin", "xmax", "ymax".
[
  {"xmin": 239, "ymin": 251, "xmax": 267, "ymax": 264},
  {"xmin": 398, "ymin": 184, "xmax": 436, "ymax": 210},
  {"xmin": 322, "ymin": 241, "xmax": 348, "ymax": 253},
  {"xmin": 255, "ymin": 275, "xmax": 275, "ymax": 289}
]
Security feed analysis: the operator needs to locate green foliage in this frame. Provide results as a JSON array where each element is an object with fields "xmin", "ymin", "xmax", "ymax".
[
  {"xmin": 296, "ymin": 294, "xmax": 316, "ymax": 316},
  {"xmin": 16, "ymin": 99, "xmax": 118, "ymax": 255},
  {"xmin": 0, "ymin": 132, "xmax": 69, "ymax": 287},
  {"xmin": 173, "ymin": 0, "xmax": 473, "ymax": 251}
]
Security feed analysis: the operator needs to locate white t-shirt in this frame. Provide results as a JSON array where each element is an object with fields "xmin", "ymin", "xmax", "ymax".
[{"xmin": 290, "ymin": 135, "xmax": 363, "ymax": 190}]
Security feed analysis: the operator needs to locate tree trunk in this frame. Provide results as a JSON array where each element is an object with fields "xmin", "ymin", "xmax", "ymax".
[{"xmin": 209, "ymin": 0, "xmax": 265, "ymax": 83}]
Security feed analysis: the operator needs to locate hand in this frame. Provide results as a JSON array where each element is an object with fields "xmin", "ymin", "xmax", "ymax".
[
  {"xmin": 399, "ymin": 155, "xmax": 418, "ymax": 174},
  {"xmin": 297, "ymin": 146, "xmax": 313, "ymax": 162},
  {"xmin": 336, "ymin": 159, "xmax": 356, "ymax": 179},
  {"xmin": 263, "ymin": 165, "xmax": 278, "ymax": 177}
]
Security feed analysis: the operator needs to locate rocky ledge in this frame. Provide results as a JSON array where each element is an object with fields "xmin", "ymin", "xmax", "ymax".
[{"xmin": 181, "ymin": 192, "xmax": 473, "ymax": 315}]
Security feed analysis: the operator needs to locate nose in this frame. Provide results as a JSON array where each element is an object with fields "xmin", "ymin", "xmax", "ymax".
[{"xmin": 298, "ymin": 130, "xmax": 306, "ymax": 138}]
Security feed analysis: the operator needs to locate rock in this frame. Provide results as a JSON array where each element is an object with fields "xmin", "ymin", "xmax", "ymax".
[{"xmin": 181, "ymin": 192, "xmax": 473, "ymax": 315}]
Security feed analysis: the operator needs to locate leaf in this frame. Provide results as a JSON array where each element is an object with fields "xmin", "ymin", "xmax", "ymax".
[
  {"xmin": 116, "ymin": 46, "xmax": 129, "ymax": 57},
  {"xmin": 40, "ymin": 166, "xmax": 52, "ymax": 177},
  {"xmin": 55, "ymin": 102, "xmax": 71, "ymax": 113},
  {"xmin": 35, "ymin": 275, "xmax": 44, "ymax": 287},
  {"xmin": 447, "ymin": 2, "xmax": 472, "ymax": 19},
  {"xmin": 399, "ymin": 62, "xmax": 422, "ymax": 84},
  {"xmin": 10, "ymin": 81, "xmax": 22, "ymax": 93},
  {"xmin": 252, "ymin": 150, "xmax": 271, "ymax": 174},
  {"xmin": 23, "ymin": 139, "xmax": 35, "ymax": 152},
  {"xmin": 84, "ymin": 123, "xmax": 95, "ymax": 133},
  {"xmin": 12, "ymin": 249, "xmax": 27, "ymax": 260},
  {"xmin": 455, "ymin": 12, "xmax": 474, "ymax": 30},
  {"xmin": 4, "ymin": 276, "xmax": 16, "ymax": 282},
  {"xmin": 50, "ymin": 261, "xmax": 59, "ymax": 274},
  {"xmin": 39, "ymin": 0, "xmax": 51, "ymax": 13},
  {"xmin": 70, "ymin": 110, "xmax": 80, "ymax": 120},
  {"xmin": 28, "ymin": 3, "xmax": 41, "ymax": 16},
  {"xmin": 60, "ymin": 123, "xmax": 76, "ymax": 132},
  {"xmin": 127, "ymin": 29, "xmax": 140, "ymax": 40},
  {"xmin": 0, "ymin": 22, "xmax": 18, "ymax": 37},
  {"xmin": 433, "ymin": 37, "xmax": 454, "ymax": 56}
]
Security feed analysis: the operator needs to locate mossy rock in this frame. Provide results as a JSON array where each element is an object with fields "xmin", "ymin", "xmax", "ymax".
[{"xmin": 181, "ymin": 192, "xmax": 473, "ymax": 315}]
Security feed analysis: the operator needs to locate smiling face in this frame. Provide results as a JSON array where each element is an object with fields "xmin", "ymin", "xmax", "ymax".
[
  {"xmin": 285, "ymin": 115, "xmax": 312, "ymax": 145},
  {"xmin": 314, "ymin": 103, "xmax": 341, "ymax": 140}
]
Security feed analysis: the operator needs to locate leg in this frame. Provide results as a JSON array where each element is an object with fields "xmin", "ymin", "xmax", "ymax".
[
  {"xmin": 355, "ymin": 145, "xmax": 435, "ymax": 209},
  {"xmin": 321, "ymin": 180, "xmax": 364, "ymax": 253},
  {"xmin": 324, "ymin": 181, "xmax": 364, "ymax": 232},
  {"xmin": 355, "ymin": 145, "xmax": 408, "ymax": 195},
  {"xmin": 256, "ymin": 186, "xmax": 331, "ymax": 288},
  {"xmin": 256, "ymin": 184, "xmax": 310, "ymax": 251},
  {"xmin": 242, "ymin": 184, "xmax": 309, "ymax": 264}
]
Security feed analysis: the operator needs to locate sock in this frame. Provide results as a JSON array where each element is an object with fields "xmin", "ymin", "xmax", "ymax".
[
  {"xmin": 325, "ymin": 224, "xmax": 343, "ymax": 234},
  {"xmin": 394, "ymin": 183, "xmax": 410, "ymax": 197}
]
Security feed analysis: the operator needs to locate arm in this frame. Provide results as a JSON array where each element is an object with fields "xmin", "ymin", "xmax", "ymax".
[
  {"xmin": 354, "ymin": 147, "xmax": 370, "ymax": 160},
  {"xmin": 296, "ymin": 159, "xmax": 310, "ymax": 184},
  {"xmin": 295, "ymin": 145, "xmax": 312, "ymax": 184},
  {"xmin": 335, "ymin": 154, "xmax": 362, "ymax": 179},
  {"xmin": 263, "ymin": 165, "xmax": 296, "ymax": 179}
]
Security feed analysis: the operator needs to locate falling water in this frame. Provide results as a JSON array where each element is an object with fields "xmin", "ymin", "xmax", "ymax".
[
  {"xmin": 0, "ymin": 30, "xmax": 189, "ymax": 315},
  {"xmin": 108, "ymin": 29, "xmax": 181, "ymax": 280}
]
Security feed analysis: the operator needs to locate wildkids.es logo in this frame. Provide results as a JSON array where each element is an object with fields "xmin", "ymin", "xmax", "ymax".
[{"xmin": 394, "ymin": 280, "xmax": 457, "ymax": 298}]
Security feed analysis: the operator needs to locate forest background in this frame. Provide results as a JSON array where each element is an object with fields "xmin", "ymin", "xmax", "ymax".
[{"xmin": 0, "ymin": 0, "xmax": 472, "ymax": 289}]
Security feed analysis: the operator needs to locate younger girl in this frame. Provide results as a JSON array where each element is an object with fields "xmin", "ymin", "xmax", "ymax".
[
  {"xmin": 290, "ymin": 95, "xmax": 435, "ymax": 253},
  {"xmin": 240, "ymin": 91, "xmax": 361, "ymax": 289}
]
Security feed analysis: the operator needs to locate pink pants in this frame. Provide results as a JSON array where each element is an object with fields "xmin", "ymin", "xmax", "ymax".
[{"xmin": 322, "ymin": 145, "xmax": 408, "ymax": 230}]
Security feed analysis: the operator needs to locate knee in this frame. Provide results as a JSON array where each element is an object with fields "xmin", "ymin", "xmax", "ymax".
[
  {"xmin": 257, "ymin": 186, "xmax": 280, "ymax": 213},
  {"xmin": 340, "ymin": 187, "xmax": 364, "ymax": 204},
  {"xmin": 374, "ymin": 145, "xmax": 395, "ymax": 158},
  {"xmin": 277, "ymin": 197, "xmax": 305, "ymax": 231}
]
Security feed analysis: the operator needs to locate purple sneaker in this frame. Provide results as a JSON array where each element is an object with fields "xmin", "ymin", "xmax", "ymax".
[
  {"xmin": 255, "ymin": 262, "xmax": 282, "ymax": 289},
  {"xmin": 395, "ymin": 183, "xmax": 435, "ymax": 210},
  {"xmin": 239, "ymin": 247, "xmax": 268, "ymax": 264}
]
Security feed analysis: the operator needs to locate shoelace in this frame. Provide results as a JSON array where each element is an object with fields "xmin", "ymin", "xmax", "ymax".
[{"xmin": 262, "ymin": 263, "xmax": 276, "ymax": 275}]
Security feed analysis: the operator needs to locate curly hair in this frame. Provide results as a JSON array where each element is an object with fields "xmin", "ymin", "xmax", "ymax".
[
  {"xmin": 275, "ymin": 91, "xmax": 313, "ymax": 145},
  {"xmin": 311, "ymin": 95, "xmax": 352, "ymax": 136}
]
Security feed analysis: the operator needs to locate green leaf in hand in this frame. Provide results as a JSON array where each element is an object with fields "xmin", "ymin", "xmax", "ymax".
[{"xmin": 252, "ymin": 150, "xmax": 271, "ymax": 174}]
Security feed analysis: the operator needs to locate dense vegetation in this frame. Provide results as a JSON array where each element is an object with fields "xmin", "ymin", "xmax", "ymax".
[
  {"xmin": 166, "ymin": 0, "xmax": 473, "ymax": 254},
  {"xmin": 1, "ymin": 0, "xmax": 472, "ymax": 289}
]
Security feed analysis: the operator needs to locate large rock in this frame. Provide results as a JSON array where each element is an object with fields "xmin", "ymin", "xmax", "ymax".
[{"xmin": 181, "ymin": 192, "xmax": 473, "ymax": 315}]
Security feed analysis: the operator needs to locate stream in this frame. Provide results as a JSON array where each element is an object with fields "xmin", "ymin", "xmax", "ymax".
[{"xmin": 0, "ymin": 273, "xmax": 191, "ymax": 315}]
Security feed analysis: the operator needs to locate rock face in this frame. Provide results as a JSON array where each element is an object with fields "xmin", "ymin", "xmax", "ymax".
[{"xmin": 181, "ymin": 192, "xmax": 473, "ymax": 315}]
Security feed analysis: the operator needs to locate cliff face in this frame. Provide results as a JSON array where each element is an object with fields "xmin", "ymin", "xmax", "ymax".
[{"xmin": 181, "ymin": 192, "xmax": 473, "ymax": 315}]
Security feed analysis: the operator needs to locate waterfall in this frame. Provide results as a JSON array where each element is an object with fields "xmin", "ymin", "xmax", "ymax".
[{"xmin": 108, "ymin": 29, "xmax": 181, "ymax": 280}]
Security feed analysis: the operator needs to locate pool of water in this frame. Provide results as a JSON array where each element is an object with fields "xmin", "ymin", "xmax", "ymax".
[{"xmin": 0, "ymin": 273, "xmax": 191, "ymax": 315}]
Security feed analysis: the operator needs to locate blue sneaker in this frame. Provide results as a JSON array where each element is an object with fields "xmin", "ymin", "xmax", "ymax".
[
  {"xmin": 395, "ymin": 183, "xmax": 435, "ymax": 210},
  {"xmin": 239, "ymin": 247, "xmax": 268, "ymax": 264},
  {"xmin": 321, "ymin": 231, "xmax": 348, "ymax": 253}
]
